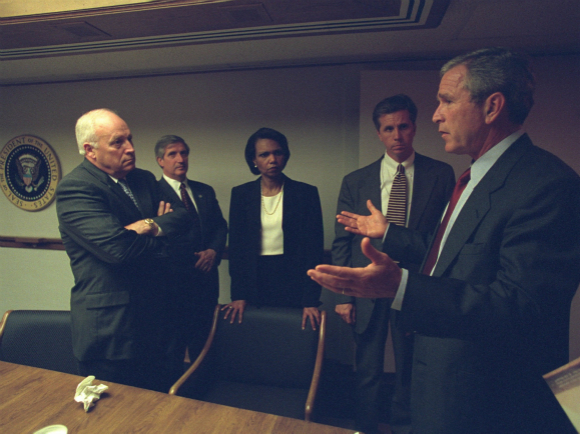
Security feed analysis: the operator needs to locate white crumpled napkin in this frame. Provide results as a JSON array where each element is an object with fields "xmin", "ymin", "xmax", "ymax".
[{"xmin": 74, "ymin": 376, "xmax": 108, "ymax": 412}]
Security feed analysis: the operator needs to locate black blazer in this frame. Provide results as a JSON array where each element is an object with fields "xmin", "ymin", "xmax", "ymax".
[
  {"xmin": 228, "ymin": 174, "xmax": 324, "ymax": 307},
  {"xmin": 386, "ymin": 135, "xmax": 580, "ymax": 433},
  {"xmin": 56, "ymin": 159, "xmax": 191, "ymax": 362},
  {"xmin": 332, "ymin": 153, "xmax": 455, "ymax": 333},
  {"xmin": 158, "ymin": 177, "xmax": 228, "ymax": 301}
]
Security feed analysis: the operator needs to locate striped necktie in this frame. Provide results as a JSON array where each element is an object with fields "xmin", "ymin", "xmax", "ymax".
[{"xmin": 385, "ymin": 164, "xmax": 407, "ymax": 227}]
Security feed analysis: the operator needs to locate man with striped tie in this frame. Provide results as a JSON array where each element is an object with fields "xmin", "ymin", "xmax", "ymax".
[
  {"xmin": 312, "ymin": 48, "xmax": 580, "ymax": 433},
  {"xmin": 331, "ymin": 94, "xmax": 455, "ymax": 434}
]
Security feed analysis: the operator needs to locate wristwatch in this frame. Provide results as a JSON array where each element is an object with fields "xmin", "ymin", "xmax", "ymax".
[{"xmin": 144, "ymin": 218, "xmax": 156, "ymax": 229}]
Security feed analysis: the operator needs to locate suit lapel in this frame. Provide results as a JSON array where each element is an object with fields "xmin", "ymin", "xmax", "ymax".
[
  {"xmin": 359, "ymin": 160, "xmax": 383, "ymax": 251},
  {"xmin": 159, "ymin": 177, "xmax": 181, "ymax": 205},
  {"xmin": 362, "ymin": 159, "xmax": 382, "ymax": 212},
  {"xmin": 433, "ymin": 136, "xmax": 532, "ymax": 276},
  {"xmin": 188, "ymin": 180, "xmax": 209, "ymax": 240},
  {"xmin": 82, "ymin": 159, "xmax": 142, "ymax": 219},
  {"xmin": 126, "ymin": 171, "xmax": 151, "ymax": 218},
  {"xmin": 248, "ymin": 178, "xmax": 262, "ymax": 249},
  {"xmin": 409, "ymin": 154, "xmax": 437, "ymax": 230},
  {"xmin": 188, "ymin": 180, "xmax": 206, "ymax": 221},
  {"xmin": 279, "ymin": 174, "xmax": 292, "ymax": 230},
  {"xmin": 160, "ymin": 177, "xmax": 207, "ymax": 233}
]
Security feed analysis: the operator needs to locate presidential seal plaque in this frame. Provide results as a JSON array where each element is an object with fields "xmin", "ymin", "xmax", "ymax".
[{"xmin": 0, "ymin": 135, "xmax": 61, "ymax": 211}]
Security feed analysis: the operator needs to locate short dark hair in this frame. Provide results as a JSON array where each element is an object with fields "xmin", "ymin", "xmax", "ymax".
[
  {"xmin": 154, "ymin": 135, "xmax": 190, "ymax": 160},
  {"xmin": 244, "ymin": 128, "xmax": 290, "ymax": 175},
  {"xmin": 441, "ymin": 47, "xmax": 535, "ymax": 125},
  {"xmin": 372, "ymin": 94, "xmax": 418, "ymax": 131}
]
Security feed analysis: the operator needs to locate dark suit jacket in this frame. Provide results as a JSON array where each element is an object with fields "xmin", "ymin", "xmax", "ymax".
[
  {"xmin": 56, "ymin": 159, "xmax": 191, "ymax": 362},
  {"xmin": 332, "ymin": 153, "xmax": 455, "ymax": 333},
  {"xmin": 158, "ymin": 177, "xmax": 228, "ymax": 302},
  {"xmin": 228, "ymin": 174, "xmax": 324, "ymax": 307},
  {"xmin": 385, "ymin": 135, "xmax": 580, "ymax": 433}
]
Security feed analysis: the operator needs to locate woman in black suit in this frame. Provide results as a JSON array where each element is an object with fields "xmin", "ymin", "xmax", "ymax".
[{"xmin": 223, "ymin": 127, "xmax": 324, "ymax": 329}]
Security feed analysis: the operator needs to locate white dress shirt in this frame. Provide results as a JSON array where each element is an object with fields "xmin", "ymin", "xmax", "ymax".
[
  {"xmin": 162, "ymin": 174, "xmax": 200, "ymax": 213},
  {"xmin": 260, "ymin": 190, "xmax": 284, "ymax": 255}
]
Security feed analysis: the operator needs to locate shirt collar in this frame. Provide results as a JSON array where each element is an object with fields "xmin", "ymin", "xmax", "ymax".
[
  {"xmin": 163, "ymin": 174, "xmax": 188, "ymax": 190},
  {"xmin": 381, "ymin": 151, "xmax": 415, "ymax": 176},
  {"xmin": 470, "ymin": 129, "xmax": 524, "ymax": 186}
]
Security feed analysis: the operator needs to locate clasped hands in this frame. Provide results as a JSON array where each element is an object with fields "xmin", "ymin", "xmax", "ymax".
[
  {"xmin": 194, "ymin": 249, "xmax": 217, "ymax": 273},
  {"xmin": 307, "ymin": 200, "xmax": 401, "ymax": 299},
  {"xmin": 124, "ymin": 201, "xmax": 172, "ymax": 236}
]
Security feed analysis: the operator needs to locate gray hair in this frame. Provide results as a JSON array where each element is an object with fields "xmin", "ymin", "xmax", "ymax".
[
  {"xmin": 441, "ymin": 47, "xmax": 535, "ymax": 125},
  {"xmin": 154, "ymin": 135, "xmax": 190, "ymax": 160},
  {"xmin": 75, "ymin": 108, "xmax": 117, "ymax": 155}
]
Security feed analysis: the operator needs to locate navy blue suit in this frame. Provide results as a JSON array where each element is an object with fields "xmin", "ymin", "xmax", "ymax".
[
  {"xmin": 229, "ymin": 175, "xmax": 323, "ymax": 308},
  {"xmin": 385, "ymin": 135, "xmax": 580, "ymax": 433},
  {"xmin": 158, "ymin": 177, "xmax": 227, "ymax": 363},
  {"xmin": 56, "ymin": 159, "xmax": 191, "ymax": 390},
  {"xmin": 332, "ymin": 153, "xmax": 455, "ymax": 434}
]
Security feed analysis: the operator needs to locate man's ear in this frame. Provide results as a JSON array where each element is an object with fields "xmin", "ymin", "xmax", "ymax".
[
  {"xmin": 156, "ymin": 157, "xmax": 164, "ymax": 168},
  {"xmin": 484, "ymin": 92, "xmax": 506, "ymax": 124},
  {"xmin": 84, "ymin": 143, "xmax": 95, "ymax": 158}
]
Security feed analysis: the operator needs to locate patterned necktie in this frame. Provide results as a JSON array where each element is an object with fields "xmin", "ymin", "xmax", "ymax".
[
  {"xmin": 422, "ymin": 168, "xmax": 471, "ymax": 275},
  {"xmin": 180, "ymin": 183, "xmax": 196, "ymax": 214},
  {"xmin": 386, "ymin": 164, "xmax": 407, "ymax": 227},
  {"xmin": 118, "ymin": 178, "xmax": 139, "ymax": 208}
]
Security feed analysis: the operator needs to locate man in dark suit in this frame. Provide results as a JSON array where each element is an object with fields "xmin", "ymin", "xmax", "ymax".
[
  {"xmin": 309, "ymin": 47, "xmax": 580, "ymax": 433},
  {"xmin": 56, "ymin": 109, "xmax": 192, "ymax": 392},
  {"xmin": 155, "ymin": 135, "xmax": 227, "ymax": 365},
  {"xmin": 332, "ymin": 94, "xmax": 455, "ymax": 434}
]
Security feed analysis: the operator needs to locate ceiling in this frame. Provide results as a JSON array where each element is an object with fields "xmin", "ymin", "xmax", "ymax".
[{"xmin": 0, "ymin": 0, "xmax": 578, "ymax": 85}]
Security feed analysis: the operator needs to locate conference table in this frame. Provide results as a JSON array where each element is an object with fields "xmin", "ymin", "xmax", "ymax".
[{"xmin": 0, "ymin": 361, "xmax": 356, "ymax": 433}]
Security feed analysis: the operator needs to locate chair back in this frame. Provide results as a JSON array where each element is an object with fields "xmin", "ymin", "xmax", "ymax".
[
  {"xmin": 213, "ymin": 305, "xmax": 319, "ymax": 388},
  {"xmin": 170, "ymin": 305, "xmax": 326, "ymax": 420},
  {"xmin": 0, "ymin": 310, "xmax": 78, "ymax": 375}
]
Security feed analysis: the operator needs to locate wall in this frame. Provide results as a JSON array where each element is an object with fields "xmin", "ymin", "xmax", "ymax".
[
  {"xmin": 0, "ymin": 64, "xmax": 361, "ymax": 363},
  {"xmin": 1, "ymin": 55, "xmax": 579, "ymax": 367}
]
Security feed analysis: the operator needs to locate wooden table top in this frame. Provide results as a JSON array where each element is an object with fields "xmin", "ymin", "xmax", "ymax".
[{"xmin": 0, "ymin": 361, "xmax": 356, "ymax": 433}]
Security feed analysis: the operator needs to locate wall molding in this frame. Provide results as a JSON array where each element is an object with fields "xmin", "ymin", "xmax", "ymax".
[{"xmin": 0, "ymin": 236, "xmax": 65, "ymax": 251}]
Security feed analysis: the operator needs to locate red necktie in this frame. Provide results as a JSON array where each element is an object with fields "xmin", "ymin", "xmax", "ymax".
[
  {"xmin": 180, "ymin": 183, "xmax": 195, "ymax": 213},
  {"xmin": 422, "ymin": 168, "xmax": 471, "ymax": 275}
]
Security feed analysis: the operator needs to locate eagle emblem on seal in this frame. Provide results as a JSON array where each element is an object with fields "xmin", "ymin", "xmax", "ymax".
[{"xmin": 15, "ymin": 153, "xmax": 45, "ymax": 193}]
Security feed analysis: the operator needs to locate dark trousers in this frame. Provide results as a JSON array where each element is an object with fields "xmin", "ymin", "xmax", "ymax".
[
  {"xmin": 180, "ymin": 298, "xmax": 216, "ymax": 362},
  {"xmin": 168, "ymin": 270, "xmax": 217, "ymax": 369},
  {"xmin": 77, "ymin": 356, "xmax": 169, "ymax": 392},
  {"xmin": 354, "ymin": 299, "xmax": 412, "ymax": 434}
]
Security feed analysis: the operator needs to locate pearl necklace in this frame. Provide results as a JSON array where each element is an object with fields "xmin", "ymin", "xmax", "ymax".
[{"xmin": 261, "ymin": 183, "xmax": 284, "ymax": 216}]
